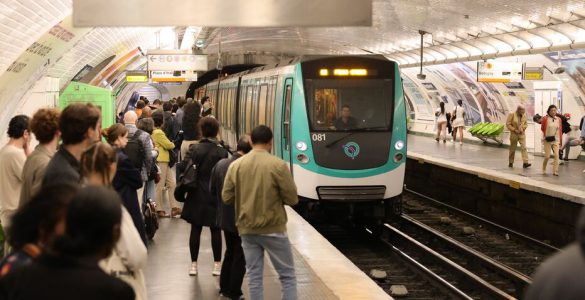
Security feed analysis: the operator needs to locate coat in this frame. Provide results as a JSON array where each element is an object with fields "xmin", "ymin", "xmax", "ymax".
[
  {"xmin": 506, "ymin": 112, "xmax": 527, "ymax": 136},
  {"xmin": 176, "ymin": 139, "xmax": 228, "ymax": 226},
  {"xmin": 112, "ymin": 149, "xmax": 147, "ymax": 245},
  {"xmin": 210, "ymin": 153, "xmax": 242, "ymax": 233},
  {"xmin": 541, "ymin": 115, "xmax": 563, "ymax": 146},
  {"xmin": 152, "ymin": 128, "xmax": 175, "ymax": 163}
]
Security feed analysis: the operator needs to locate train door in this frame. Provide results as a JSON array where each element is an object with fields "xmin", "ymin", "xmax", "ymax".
[{"xmin": 281, "ymin": 78, "xmax": 293, "ymax": 170}]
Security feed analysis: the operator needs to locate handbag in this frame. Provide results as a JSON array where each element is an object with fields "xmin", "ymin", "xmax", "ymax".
[
  {"xmin": 101, "ymin": 249, "xmax": 147, "ymax": 300},
  {"xmin": 545, "ymin": 136, "xmax": 556, "ymax": 142},
  {"xmin": 452, "ymin": 107, "xmax": 457, "ymax": 121}
]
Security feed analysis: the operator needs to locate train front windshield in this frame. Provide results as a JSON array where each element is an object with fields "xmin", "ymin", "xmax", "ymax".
[{"xmin": 304, "ymin": 78, "xmax": 393, "ymax": 131}]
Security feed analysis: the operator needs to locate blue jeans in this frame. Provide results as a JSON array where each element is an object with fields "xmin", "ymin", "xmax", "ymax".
[{"xmin": 241, "ymin": 234, "xmax": 297, "ymax": 300}]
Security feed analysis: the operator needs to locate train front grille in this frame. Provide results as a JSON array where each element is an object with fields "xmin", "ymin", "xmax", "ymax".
[{"xmin": 317, "ymin": 186, "xmax": 386, "ymax": 201}]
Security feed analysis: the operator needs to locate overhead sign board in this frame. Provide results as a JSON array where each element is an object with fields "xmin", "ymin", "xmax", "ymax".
[
  {"xmin": 150, "ymin": 70, "xmax": 197, "ymax": 82},
  {"xmin": 72, "ymin": 0, "xmax": 372, "ymax": 27},
  {"xmin": 147, "ymin": 53, "xmax": 207, "ymax": 71},
  {"xmin": 477, "ymin": 61, "xmax": 524, "ymax": 83},
  {"xmin": 523, "ymin": 67, "xmax": 544, "ymax": 80},
  {"xmin": 126, "ymin": 71, "xmax": 148, "ymax": 82}
]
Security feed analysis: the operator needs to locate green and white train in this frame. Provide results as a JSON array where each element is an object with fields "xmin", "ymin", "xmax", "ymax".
[{"xmin": 199, "ymin": 56, "xmax": 406, "ymax": 218}]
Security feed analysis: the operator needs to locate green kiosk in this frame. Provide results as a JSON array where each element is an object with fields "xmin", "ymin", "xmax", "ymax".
[{"xmin": 59, "ymin": 82, "xmax": 115, "ymax": 129}]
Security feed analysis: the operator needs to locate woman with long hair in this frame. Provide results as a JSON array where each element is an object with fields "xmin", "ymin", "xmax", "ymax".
[
  {"xmin": 435, "ymin": 102, "xmax": 448, "ymax": 143},
  {"xmin": 451, "ymin": 99, "xmax": 466, "ymax": 145},
  {"xmin": 180, "ymin": 101, "xmax": 202, "ymax": 159},
  {"xmin": 80, "ymin": 143, "xmax": 148, "ymax": 300},
  {"xmin": 102, "ymin": 124, "xmax": 147, "ymax": 244},
  {"xmin": 540, "ymin": 105, "xmax": 562, "ymax": 176}
]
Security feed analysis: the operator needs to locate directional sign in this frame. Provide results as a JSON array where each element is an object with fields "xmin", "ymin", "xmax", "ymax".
[
  {"xmin": 150, "ymin": 70, "xmax": 197, "ymax": 82},
  {"xmin": 147, "ymin": 54, "xmax": 207, "ymax": 71}
]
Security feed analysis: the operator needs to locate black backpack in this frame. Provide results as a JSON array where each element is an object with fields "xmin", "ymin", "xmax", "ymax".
[
  {"xmin": 142, "ymin": 195, "xmax": 158, "ymax": 240},
  {"xmin": 124, "ymin": 130, "xmax": 146, "ymax": 170}
]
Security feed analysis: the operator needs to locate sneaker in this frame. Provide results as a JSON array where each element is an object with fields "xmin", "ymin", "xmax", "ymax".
[
  {"xmin": 523, "ymin": 163, "xmax": 532, "ymax": 169},
  {"xmin": 212, "ymin": 262, "xmax": 221, "ymax": 276},
  {"xmin": 189, "ymin": 262, "xmax": 197, "ymax": 276},
  {"xmin": 171, "ymin": 207, "xmax": 182, "ymax": 218}
]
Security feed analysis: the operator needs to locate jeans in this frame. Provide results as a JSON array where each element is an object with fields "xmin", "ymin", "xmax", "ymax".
[{"xmin": 241, "ymin": 234, "xmax": 297, "ymax": 300}]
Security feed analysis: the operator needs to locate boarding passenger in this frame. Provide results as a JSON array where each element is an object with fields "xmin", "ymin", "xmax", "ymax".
[
  {"xmin": 0, "ymin": 115, "xmax": 30, "ymax": 235},
  {"xmin": 211, "ymin": 135, "xmax": 252, "ymax": 300},
  {"xmin": 0, "ymin": 186, "xmax": 135, "ymax": 300},
  {"xmin": 20, "ymin": 108, "xmax": 60, "ymax": 205},
  {"xmin": 525, "ymin": 208, "xmax": 585, "ymax": 300},
  {"xmin": 152, "ymin": 111, "xmax": 181, "ymax": 218},
  {"xmin": 137, "ymin": 118, "xmax": 158, "ymax": 203},
  {"xmin": 124, "ymin": 111, "xmax": 153, "ymax": 200},
  {"xmin": 43, "ymin": 103, "xmax": 101, "ymax": 187},
  {"xmin": 180, "ymin": 101, "xmax": 203, "ymax": 160},
  {"xmin": 103, "ymin": 124, "xmax": 148, "ymax": 245},
  {"xmin": 435, "ymin": 102, "xmax": 448, "ymax": 143},
  {"xmin": 451, "ymin": 99, "xmax": 465, "ymax": 145},
  {"xmin": 176, "ymin": 117, "xmax": 228, "ymax": 276},
  {"xmin": 541, "ymin": 105, "xmax": 562, "ymax": 176},
  {"xmin": 333, "ymin": 105, "xmax": 358, "ymax": 130},
  {"xmin": 80, "ymin": 143, "xmax": 147, "ymax": 300},
  {"xmin": 0, "ymin": 184, "xmax": 77, "ymax": 277},
  {"xmin": 506, "ymin": 105, "xmax": 531, "ymax": 169},
  {"xmin": 201, "ymin": 96, "xmax": 213, "ymax": 117},
  {"xmin": 222, "ymin": 125, "xmax": 299, "ymax": 300}
]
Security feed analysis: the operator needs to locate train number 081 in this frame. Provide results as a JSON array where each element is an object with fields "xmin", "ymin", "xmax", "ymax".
[{"xmin": 312, "ymin": 133, "xmax": 326, "ymax": 142}]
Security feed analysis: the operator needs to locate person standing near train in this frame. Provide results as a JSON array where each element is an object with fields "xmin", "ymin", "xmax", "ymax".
[
  {"xmin": 435, "ymin": 102, "xmax": 448, "ymax": 143},
  {"xmin": 451, "ymin": 100, "xmax": 465, "ymax": 145}
]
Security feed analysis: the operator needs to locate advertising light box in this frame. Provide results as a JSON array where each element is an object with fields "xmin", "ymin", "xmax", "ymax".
[{"xmin": 477, "ymin": 61, "xmax": 524, "ymax": 83}]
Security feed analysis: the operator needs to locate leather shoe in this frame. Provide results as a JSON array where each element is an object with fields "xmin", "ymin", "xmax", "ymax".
[
  {"xmin": 523, "ymin": 163, "xmax": 531, "ymax": 168},
  {"xmin": 508, "ymin": 163, "xmax": 513, "ymax": 168}
]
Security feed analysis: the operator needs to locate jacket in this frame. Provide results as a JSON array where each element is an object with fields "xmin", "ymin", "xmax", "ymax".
[
  {"xmin": 210, "ymin": 153, "xmax": 242, "ymax": 233},
  {"xmin": 525, "ymin": 209, "xmax": 585, "ymax": 300},
  {"xmin": 540, "ymin": 115, "xmax": 563, "ymax": 146},
  {"xmin": 222, "ymin": 149, "xmax": 298, "ymax": 235},
  {"xmin": 0, "ymin": 254, "xmax": 135, "ymax": 300},
  {"xmin": 506, "ymin": 112, "xmax": 527, "ymax": 135},
  {"xmin": 20, "ymin": 145, "xmax": 53, "ymax": 206},
  {"xmin": 42, "ymin": 146, "xmax": 80, "ymax": 188},
  {"xmin": 162, "ymin": 111, "xmax": 180, "ymax": 141},
  {"xmin": 125, "ymin": 124, "xmax": 153, "ymax": 182},
  {"xmin": 112, "ymin": 149, "xmax": 147, "ymax": 245},
  {"xmin": 152, "ymin": 128, "xmax": 175, "ymax": 163},
  {"xmin": 176, "ymin": 139, "xmax": 228, "ymax": 226}
]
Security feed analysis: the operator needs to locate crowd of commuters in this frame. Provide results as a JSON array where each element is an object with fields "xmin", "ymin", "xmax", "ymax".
[{"xmin": 0, "ymin": 95, "xmax": 299, "ymax": 300}]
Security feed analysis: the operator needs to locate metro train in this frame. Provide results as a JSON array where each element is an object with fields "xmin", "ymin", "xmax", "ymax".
[{"xmin": 198, "ymin": 55, "xmax": 406, "ymax": 219}]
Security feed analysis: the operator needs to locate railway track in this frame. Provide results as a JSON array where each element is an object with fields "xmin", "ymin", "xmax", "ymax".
[{"xmin": 308, "ymin": 188, "xmax": 560, "ymax": 299}]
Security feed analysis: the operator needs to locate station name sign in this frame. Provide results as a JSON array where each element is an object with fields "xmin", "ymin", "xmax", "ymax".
[{"xmin": 477, "ymin": 61, "xmax": 524, "ymax": 83}]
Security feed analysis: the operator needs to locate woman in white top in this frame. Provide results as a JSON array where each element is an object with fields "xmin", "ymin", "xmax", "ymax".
[
  {"xmin": 435, "ymin": 102, "xmax": 448, "ymax": 143},
  {"xmin": 80, "ymin": 142, "xmax": 148, "ymax": 300},
  {"xmin": 540, "ymin": 105, "xmax": 562, "ymax": 176},
  {"xmin": 451, "ymin": 100, "xmax": 466, "ymax": 145}
]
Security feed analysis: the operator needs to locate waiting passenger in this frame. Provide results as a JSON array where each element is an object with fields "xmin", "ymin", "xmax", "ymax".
[
  {"xmin": 20, "ymin": 108, "xmax": 60, "ymax": 205},
  {"xmin": 541, "ymin": 105, "xmax": 562, "ymax": 176},
  {"xmin": 152, "ymin": 111, "xmax": 181, "ymax": 218},
  {"xmin": 103, "ymin": 124, "xmax": 148, "ymax": 245},
  {"xmin": 137, "ymin": 117, "xmax": 158, "ymax": 204},
  {"xmin": 80, "ymin": 143, "xmax": 148, "ymax": 300},
  {"xmin": 451, "ymin": 100, "xmax": 466, "ymax": 145},
  {"xmin": 525, "ymin": 208, "xmax": 585, "ymax": 300},
  {"xmin": 0, "ymin": 186, "xmax": 135, "ymax": 300},
  {"xmin": 0, "ymin": 115, "xmax": 30, "ymax": 235},
  {"xmin": 135, "ymin": 100, "xmax": 146, "ymax": 118},
  {"xmin": 560, "ymin": 113, "xmax": 572, "ymax": 162},
  {"xmin": 176, "ymin": 117, "xmax": 228, "ymax": 276},
  {"xmin": 211, "ymin": 135, "xmax": 252, "ymax": 300},
  {"xmin": 42, "ymin": 103, "xmax": 101, "ymax": 187},
  {"xmin": 333, "ymin": 105, "xmax": 358, "ymax": 130},
  {"xmin": 0, "ymin": 183, "xmax": 77, "ymax": 277},
  {"xmin": 152, "ymin": 99, "xmax": 162, "ymax": 110},
  {"xmin": 175, "ymin": 98, "xmax": 188, "ymax": 127},
  {"xmin": 435, "ymin": 102, "xmax": 448, "ymax": 143},
  {"xmin": 506, "ymin": 105, "xmax": 531, "ymax": 169},
  {"xmin": 180, "ymin": 101, "xmax": 203, "ymax": 160},
  {"xmin": 201, "ymin": 96, "xmax": 213, "ymax": 117},
  {"xmin": 222, "ymin": 125, "xmax": 299, "ymax": 300},
  {"xmin": 124, "ymin": 111, "xmax": 153, "ymax": 198},
  {"xmin": 162, "ymin": 101, "xmax": 180, "ymax": 143}
]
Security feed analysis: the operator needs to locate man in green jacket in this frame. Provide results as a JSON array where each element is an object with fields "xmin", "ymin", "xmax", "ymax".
[{"xmin": 222, "ymin": 125, "xmax": 298, "ymax": 300}]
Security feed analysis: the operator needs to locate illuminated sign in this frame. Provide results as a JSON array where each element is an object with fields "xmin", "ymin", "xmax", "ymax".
[
  {"xmin": 126, "ymin": 71, "xmax": 148, "ymax": 82},
  {"xmin": 321, "ymin": 69, "xmax": 369, "ymax": 77},
  {"xmin": 477, "ymin": 61, "xmax": 524, "ymax": 83},
  {"xmin": 150, "ymin": 70, "xmax": 197, "ymax": 82},
  {"xmin": 523, "ymin": 67, "xmax": 544, "ymax": 80},
  {"xmin": 147, "ymin": 51, "xmax": 208, "ymax": 71}
]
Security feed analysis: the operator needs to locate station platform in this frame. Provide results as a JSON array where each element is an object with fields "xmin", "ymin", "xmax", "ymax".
[
  {"xmin": 407, "ymin": 134, "xmax": 585, "ymax": 204},
  {"xmin": 145, "ymin": 207, "xmax": 390, "ymax": 300}
]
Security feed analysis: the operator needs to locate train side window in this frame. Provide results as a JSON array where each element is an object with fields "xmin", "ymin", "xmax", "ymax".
[
  {"xmin": 258, "ymin": 84, "xmax": 268, "ymax": 125},
  {"xmin": 246, "ymin": 86, "xmax": 254, "ymax": 133},
  {"xmin": 283, "ymin": 83, "xmax": 292, "ymax": 150}
]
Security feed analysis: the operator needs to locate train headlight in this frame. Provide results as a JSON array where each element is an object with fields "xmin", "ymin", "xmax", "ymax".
[
  {"xmin": 394, "ymin": 140, "xmax": 405, "ymax": 151},
  {"xmin": 394, "ymin": 152, "xmax": 404, "ymax": 163},
  {"xmin": 296, "ymin": 141, "xmax": 308, "ymax": 151},
  {"xmin": 297, "ymin": 153, "xmax": 310, "ymax": 164}
]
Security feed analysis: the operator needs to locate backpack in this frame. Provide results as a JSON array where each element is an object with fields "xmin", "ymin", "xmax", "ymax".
[
  {"xmin": 124, "ymin": 130, "xmax": 146, "ymax": 170},
  {"xmin": 142, "ymin": 196, "xmax": 159, "ymax": 240},
  {"xmin": 175, "ymin": 143, "xmax": 220, "ymax": 201}
]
